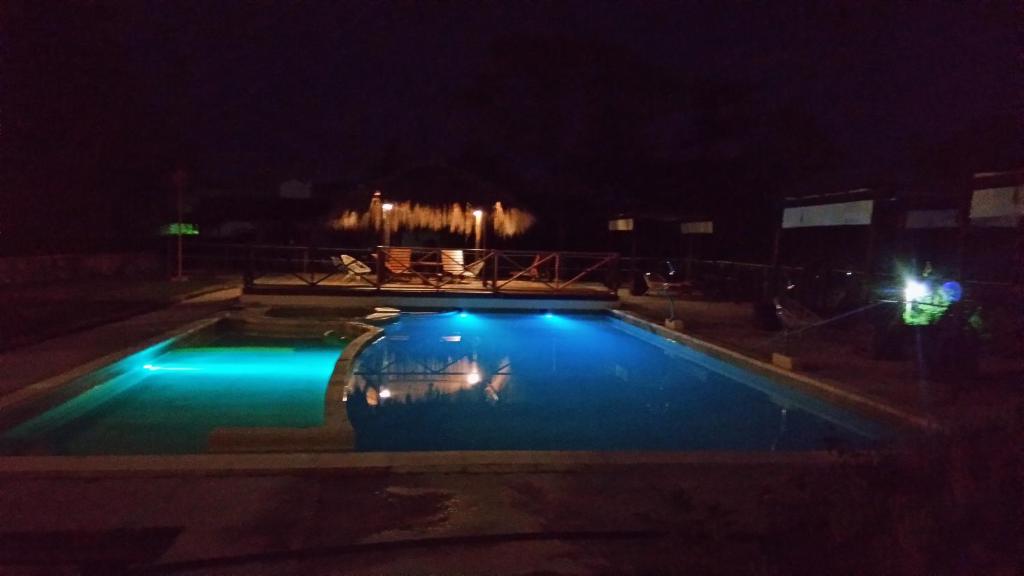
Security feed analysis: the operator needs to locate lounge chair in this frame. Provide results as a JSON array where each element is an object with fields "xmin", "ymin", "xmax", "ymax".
[
  {"xmin": 643, "ymin": 272, "xmax": 687, "ymax": 296},
  {"xmin": 643, "ymin": 272, "xmax": 689, "ymax": 320},
  {"xmin": 441, "ymin": 249, "xmax": 484, "ymax": 282},
  {"xmin": 383, "ymin": 247, "xmax": 414, "ymax": 281},
  {"xmin": 332, "ymin": 254, "xmax": 373, "ymax": 284}
]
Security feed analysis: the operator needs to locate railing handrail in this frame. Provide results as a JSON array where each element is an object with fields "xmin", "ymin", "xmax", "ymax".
[{"xmin": 233, "ymin": 243, "xmax": 621, "ymax": 295}]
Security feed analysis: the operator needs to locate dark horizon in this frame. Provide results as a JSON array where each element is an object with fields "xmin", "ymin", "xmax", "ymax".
[{"xmin": 3, "ymin": 1, "xmax": 1021, "ymax": 252}]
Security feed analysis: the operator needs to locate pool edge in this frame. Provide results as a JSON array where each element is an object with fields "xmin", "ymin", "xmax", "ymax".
[
  {"xmin": 610, "ymin": 310, "xmax": 937, "ymax": 431},
  {"xmin": 0, "ymin": 449, "xmax": 873, "ymax": 478}
]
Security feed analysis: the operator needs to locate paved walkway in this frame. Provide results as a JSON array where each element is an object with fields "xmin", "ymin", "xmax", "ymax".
[
  {"xmin": 0, "ymin": 287, "xmax": 240, "ymax": 397},
  {"xmin": 0, "ymin": 459, "xmax": 897, "ymax": 575}
]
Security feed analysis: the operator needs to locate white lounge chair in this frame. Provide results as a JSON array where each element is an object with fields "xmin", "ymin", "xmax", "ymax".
[
  {"xmin": 333, "ymin": 254, "xmax": 373, "ymax": 283},
  {"xmin": 441, "ymin": 250, "xmax": 485, "ymax": 283}
]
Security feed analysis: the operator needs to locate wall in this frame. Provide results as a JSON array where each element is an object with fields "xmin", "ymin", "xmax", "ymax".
[{"xmin": 0, "ymin": 252, "xmax": 161, "ymax": 285}]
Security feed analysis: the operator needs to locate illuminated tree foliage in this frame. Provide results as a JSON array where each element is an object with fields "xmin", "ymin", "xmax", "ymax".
[{"xmin": 332, "ymin": 200, "xmax": 534, "ymax": 239}]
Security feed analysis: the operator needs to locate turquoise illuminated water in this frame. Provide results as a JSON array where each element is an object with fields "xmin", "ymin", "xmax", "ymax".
[
  {"xmin": 1, "ymin": 334, "xmax": 344, "ymax": 455},
  {"xmin": 348, "ymin": 312, "xmax": 885, "ymax": 451}
]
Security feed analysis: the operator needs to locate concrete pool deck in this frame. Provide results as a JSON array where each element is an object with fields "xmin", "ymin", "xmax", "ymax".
[
  {"xmin": 619, "ymin": 292, "xmax": 1024, "ymax": 427},
  {"xmin": 0, "ymin": 455, "xmax": 896, "ymax": 575}
]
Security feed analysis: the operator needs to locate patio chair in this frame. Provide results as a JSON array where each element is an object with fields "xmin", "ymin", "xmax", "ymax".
[
  {"xmin": 383, "ymin": 247, "xmax": 414, "ymax": 281},
  {"xmin": 643, "ymin": 272, "xmax": 690, "ymax": 320},
  {"xmin": 442, "ymin": 249, "xmax": 485, "ymax": 283},
  {"xmin": 333, "ymin": 254, "xmax": 373, "ymax": 283},
  {"xmin": 524, "ymin": 253, "xmax": 553, "ymax": 281}
]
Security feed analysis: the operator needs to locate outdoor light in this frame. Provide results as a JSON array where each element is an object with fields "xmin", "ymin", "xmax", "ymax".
[
  {"xmin": 466, "ymin": 371, "xmax": 481, "ymax": 385},
  {"xmin": 382, "ymin": 203, "xmax": 394, "ymax": 212},
  {"xmin": 904, "ymin": 279, "xmax": 929, "ymax": 303},
  {"xmin": 473, "ymin": 209, "xmax": 483, "ymax": 218},
  {"xmin": 379, "ymin": 388, "xmax": 392, "ymax": 399},
  {"xmin": 941, "ymin": 281, "xmax": 963, "ymax": 302}
]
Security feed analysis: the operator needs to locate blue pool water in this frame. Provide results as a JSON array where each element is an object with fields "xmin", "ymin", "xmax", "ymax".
[
  {"xmin": 348, "ymin": 312, "xmax": 885, "ymax": 451},
  {"xmin": 1, "ymin": 334, "xmax": 344, "ymax": 455}
]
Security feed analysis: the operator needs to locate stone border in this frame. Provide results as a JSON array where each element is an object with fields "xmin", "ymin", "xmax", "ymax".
[
  {"xmin": 205, "ymin": 319, "xmax": 382, "ymax": 453},
  {"xmin": 611, "ymin": 310, "xmax": 937, "ymax": 431},
  {"xmin": 0, "ymin": 449, "xmax": 865, "ymax": 478},
  {"xmin": 241, "ymin": 293, "xmax": 615, "ymax": 310}
]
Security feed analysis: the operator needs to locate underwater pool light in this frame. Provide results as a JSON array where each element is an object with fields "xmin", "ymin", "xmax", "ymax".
[
  {"xmin": 142, "ymin": 364, "xmax": 197, "ymax": 372},
  {"xmin": 379, "ymin": 388, "xmax": 392, "ymax": 399}
]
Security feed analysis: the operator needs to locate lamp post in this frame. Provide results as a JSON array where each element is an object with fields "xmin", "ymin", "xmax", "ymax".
[
  {"xmin": 382, "ymin": 202, "xmax": 394, "ymax": 246},
  {"xmin": 473, "ymin": 209, "xmax": 483, "ymax": 249},
  {"xmin": 171, "ymin": 168, "xmax": 188, "ymax": 282}
]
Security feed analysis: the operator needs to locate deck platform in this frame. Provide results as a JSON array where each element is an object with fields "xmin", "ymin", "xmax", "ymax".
[{"xmin": 243, "ymin": 276, "xmax": 617, "ymax": 310}]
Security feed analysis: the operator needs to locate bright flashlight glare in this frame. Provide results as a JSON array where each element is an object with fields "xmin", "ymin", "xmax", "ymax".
[
  {"xmin": 904, "ymin": 279, "xmax": 929, "ymax": 302},
  {"xmin": 466, "ymin": 371, "xmax": 481, "ymax": 385},
  {"xmin": 379, "ymin": 388, "xmax": 392, "ymax": 399}
]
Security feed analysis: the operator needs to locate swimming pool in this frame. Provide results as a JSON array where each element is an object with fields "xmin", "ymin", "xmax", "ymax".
[
  {"xmin": 1, "ymin": 311, "xmax": 886, "ymax": 456},
  {"xmin": 347, "ymin": 312, "xmax": 885, "ymax": 451},
  {"xmin": 0, "ymin": 333, "xmax": 345, "ymax": 455}
]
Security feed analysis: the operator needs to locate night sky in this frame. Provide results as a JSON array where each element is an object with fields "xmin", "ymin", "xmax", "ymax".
[{"xmin": 3, "ymin": 1, "xmax": 1020, "ymax": 251}]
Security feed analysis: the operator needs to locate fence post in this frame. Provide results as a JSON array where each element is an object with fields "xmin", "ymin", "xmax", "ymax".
[
  {"xmin": 554, "ymin": 253, "xmax": 561, "ymax": 290},
  {"xmin": 243, "ymin": 246, "xmax": 253, "ymax": 288},
  {"xmin": 608, "ymin": 254, "xmax": 620, "ymax": 293},
  {"xmin": 492, "ymin": 250, "xmax": 499, "ymax": 293}
]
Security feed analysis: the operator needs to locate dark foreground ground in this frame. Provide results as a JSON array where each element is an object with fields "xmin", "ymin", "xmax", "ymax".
[{"xmin": 1, "ymin": 418, "xmax": 1022, "ymax": 576}]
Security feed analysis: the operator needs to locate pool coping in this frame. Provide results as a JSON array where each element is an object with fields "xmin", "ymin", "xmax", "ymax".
[
  {"xmin": 0, "ymin": 449, "xmax": 871, "ymax": 478},
  {"xmin": 610, "ymin": 310, "xmax": 937, "ymax": 431},
  {"xmin": 206, "ymin": 317, "xmax": 383, "ymax": 453}
]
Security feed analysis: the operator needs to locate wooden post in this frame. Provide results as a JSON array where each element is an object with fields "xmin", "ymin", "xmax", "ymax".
[
  {"xmin": 955, "ymin": 176, "xmax": 972, "ymax": 280},
  {"xmin": 492, "ymin": 250, "xmax": 499, "ymax": 293},
  {"xmin": 554, "ymin": 253, "xmax": 561, "ymax": 289},
  {"xmin": 607, "ymin": 254, "xmax": 620, "ymax": 292},
  {"xmin": 304, "ymin": 246, "xmax": 311, "ymax": 284},
  {"xmin": 686, "ymin": 235, "xmax": 694, "ymax": 280},
  {"xmin": 376, "ymin": 246, "xmax": 386, "ymax": 290},
  {"xmin": 243, "ymin": 245, "xmax": 254, "ymax": 288},
  {"xmin": 768, "ymin": 200, "xmax": 784, "ymax": 301},
  {"xmin": 631, "ymin": 227, "xmax": 638, "ymax": 289}
]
